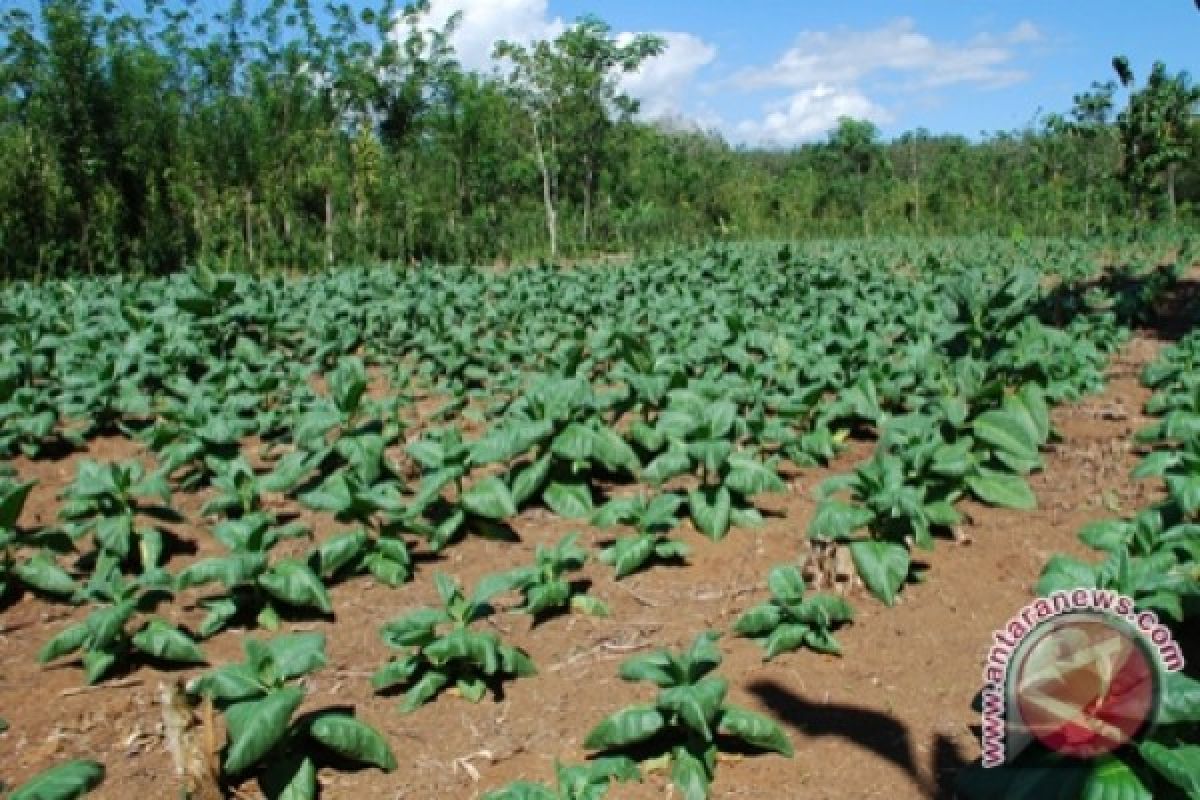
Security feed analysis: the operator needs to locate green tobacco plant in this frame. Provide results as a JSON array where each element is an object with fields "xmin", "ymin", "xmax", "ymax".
[
  {"xmin": 176, "ymin": 513, "xmax": 331, "ymax": 637},
  {"xmin": 592, "ymin": 493, "xmax": 690, "ymax": 579},
  {"xmin": 306, "ymin": 526, "xmax": 413, "ymax": 588},
  {"xmin": 481, "ymin": 759, "xmax": 641, "ymax": 800},
  {"xmin": 637, "ymin": 395, "xmax": 786, "ymax": 540},
  {"xmin": 584, "ymin": 632, "xmax": 792, "ymax": 800},
  {"xmin": 471, "ymin": 375, "xmax": 640, "ymax": 520},
  {"xmin": 1, "ymin": 479, "xmax": 78, "ymax": 604},
  {"xmin": 38, "ymin": 565, "xmax": 204, "ymax": 684},
  {"xmin": 141, "ymin": 396, "xmax": 253, "ymax": 490},
  {"xmin": 372, "ymin": 573, "xmax": 535, "ymax": 712},
  {"xmin": 2, "ymin": 759, "xmax": 105, "ymax": 800},
  {"xmin": 501, "ymin": 533, "xmax": 608, "ymax": 618},
  {"xmin": 401, "ymin": 426, "xmax": 519, "ymax": 552},
  {"xmin": 808, "ymin": 384, "xmax": 1051, "ymax": 606},
  {"xmin": 58, "ymin": 460, "xmax": 180, "ymax": 574},
  {"xmin": 734, "ymin": 566, "xmax": 854, "ymax": 658},
  {"xmin": 187, "ymin": 633, "xmax": 396, "ymax": 798},
  {"xmin": 0, "ymin": 386, "xmax": 59, "ymax": 459}
]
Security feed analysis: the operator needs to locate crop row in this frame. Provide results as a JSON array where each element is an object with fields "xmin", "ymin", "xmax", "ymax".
[{"xmin": 0, "ymin": 239, "xmax": 1192, "ymax": 798}]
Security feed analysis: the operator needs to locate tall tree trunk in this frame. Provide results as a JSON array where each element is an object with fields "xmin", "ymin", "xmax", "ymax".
[
  {"xmin": 582, "ymin": 156, "xmax": 593, "ymax": 245},
  {"xmin": 1166, "ymin": 163, "xmax": 1178, "ymax": 224},
  {"xmin": 244, "ymin": 188, "xmax": 254, "ymax": 269},
  {"xmin": 531, "ymin": 116, "xmax": 558, "ymax": 259},
  {"xmin": 324, "ymin": 187, "xmax": 334, "ymax": 267}
]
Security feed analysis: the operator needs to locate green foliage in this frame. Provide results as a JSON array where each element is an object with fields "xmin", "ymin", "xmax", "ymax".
[
  {"xmin": 37, "ymin": 565, "xmax": 203, "ymax": 684},
  {"xmin": 372, "ymin": 573, "xmax": 536, "ymax": 712},
  {"xmin": 499, "ymin": 533, "xmax": 609, "ymax": 618},
  {"xmin": 482, "ymin": 759, "xmax": 641, "ymax": 800},
  {"xmin": 0, "ymin": 478, "xmax": 78, "ymax": 603},
  {"xmin": 957, "ymin": 671, "xmax": 1200, "ymax": 800},
  {"xmin": 188, "ymin": 633, "xmax": 396, "ymax": 797},
  {"xmin": 177, "ymin": 513, "xmax": 331, "ymax": 637},
  {"xmin": 5, "ymin": 759, "xmax": 104, "ymax": 800},
  {"xmin": 58, "ymin": 460, "xmax": 178, "ymax": 574},
  {"xmin": 584, "ymin": 632, "xmax": 791, "ymax": 800},
  {"xmin": 734, "ymin": 566, "xmax": 854, "ymax": 658},
  {"xmin": 593, "ymin": 492, "xmax": 690, "ymax": 579}
]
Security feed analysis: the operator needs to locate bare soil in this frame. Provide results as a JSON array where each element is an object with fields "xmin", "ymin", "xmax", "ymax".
[{"xmin": 0, "ymin": 327, "xmax": 1175, "ymax": 800}]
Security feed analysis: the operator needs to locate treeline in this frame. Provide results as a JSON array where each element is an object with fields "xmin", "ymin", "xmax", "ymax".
[{"xmin": 1, "ymin": 0, "xmax": 1198, "ymax": 278}]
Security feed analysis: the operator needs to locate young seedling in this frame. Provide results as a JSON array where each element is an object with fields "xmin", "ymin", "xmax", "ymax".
[
  {"xmin": 584, "ymin": 632, "xmax": 792, "ymax": 800},
  {"xmin": 187, "ymin": 633, "xmax": 396, "ymax": 799},
  {"xmin": 734, "ymin": 565, "xmax": 854, "ymax": 658},
  {"xmin": 592, "ymin": 493, "xmax": 690, "ymax": 579},
  {"xmin": 38, "ymin": 565, "xmax": 205, "ymax": 684},
  {"xmin": 58, "ymin": 459, "xmax": 180, "ymax": 574},
  {"xmin": 481, "ymin": 758, "xmax": 641, "ymax": 800},
  {"xmin": 372, "ymin": 573, "xmax": 535, "ymax": 712},
  {"xmin": 501, "ymin": 533, "xmax": 609, "ymax": 618},
  {"xmin": 638, "ymin": 396, "xmax": 786, "ymax": 540},
  {"xmin": 176, "ymin": 513, "xmax": 331, "ymax": 637},
  {"xmin": 401, "ymin": 426, "xmax": 519, "ymax": 552}
]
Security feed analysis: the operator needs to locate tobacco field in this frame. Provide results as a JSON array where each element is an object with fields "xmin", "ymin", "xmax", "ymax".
[{"xmin": 1, "ymin": 236, "xmax": 1198, "ymax": 799}]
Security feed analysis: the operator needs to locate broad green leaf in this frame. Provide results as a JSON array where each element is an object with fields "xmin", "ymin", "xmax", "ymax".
[
  {"xmin": 968, "ymin": 469, "xmax": 1037, "ymax": 510},
  {"xmin": 583, "ymin": 706, "xmax": 665, "ymax": 750},
  {"xmin": 849, "ymin": 540, "xmax": 910, "ymax": 607},
  {"xmin": 9, "ymin": 760, "xmax": 104, "ymax": 800},
  {"xmin": 259, "ymin": 633, "xmax": 328, "ymax": 682},
  {"xmin": 462, "ymin": 477, "xmax": 518, "ymax": 520},
  {"xmin": 510, "ymin": 454, "xmax": 552, "ymax": 506},
  {"xmin": 0, "ymin": 480, "xmax": 35, "ymax": 529},
  {"xmin": 733, "ymin": 604, "xmax": 782, "ymax": 637},
  {"xmin": 762, "ymin": 624, "xmax": 810, "ymax": 660},
  {"xmin": 399, "ymin": 670, "xmax": 450, "ymax": 713},
  {"xmin": 543, "ymin": 481, "xmax": 594, "ymax": 519},
  {"xmin": 1080, "ymin": 755, "xmax": 1152, "ymax": 800},
  {"xmin": 724, "ymin": 455, "xmax": 786, "ymax": 496},
  {"xmin": 14, "ymin": 554, "xmax": 78, "ymax": 598},
  {"xmin": 224, "ymin": 687, "xmax": 305, "ymax": 774},
  {"xmin": 808, "ymin": 500, "xmax": 873, "ymax": 541},
  {"xmin": 717, "ymin": 705, "xmax": 793, "ymax": 756},
  {"xmin": 669, "ymin": 745, "xmax": 710, "ymax": 800},
  {"xmin": 258, "ymin": 755, "xmax": 316, "ymax": 800},
  {"xmin": 767, "ymin": 565, "xmax": 806, "ymax": 603},
  {"xmin": 307, "ymin": 713, "xmax": 397, "ymax": 771},
  {"xmin": 974, "ymin": 409, "xmax": 1039, "ymax": 463},
  {"xmin": 1138, "ymin": 742, "xmax": 1200, "ymax": 795},
  {"xmin": 258, "ymin": 561, "xmax": 333, "ymax": 613},
  {"xmin": 371, "ymin": 654, "xmax": 422, "ymax": 691},
  {"xmin": 688, "ymin": 486, "xmax": 732, "ymax": 541},
  {"xmin": 131, "ymin": 619, "xmax": 206, "ymax": 664}
]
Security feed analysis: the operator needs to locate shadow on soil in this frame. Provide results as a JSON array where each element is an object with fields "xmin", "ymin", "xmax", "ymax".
[
  {"xmin": 749, "ymin": 679, "xmax": 972, "ymax": 799},
  {"xmin": 1039, "ymin": 262, "xmax": 1200, "ymax": 342}
]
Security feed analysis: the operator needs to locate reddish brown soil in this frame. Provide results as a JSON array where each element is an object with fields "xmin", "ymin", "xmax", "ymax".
[{"xmin": 0, "ymin": 331, "xmax": 1170, "ymax": 800}]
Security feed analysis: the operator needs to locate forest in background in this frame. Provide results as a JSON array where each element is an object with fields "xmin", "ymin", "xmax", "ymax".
[{"xmin": 1, "ymin": 0, "xmax": 1198, "ymax": 278}]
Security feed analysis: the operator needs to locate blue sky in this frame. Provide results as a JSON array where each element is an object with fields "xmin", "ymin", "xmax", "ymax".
[{"xmin": 423, "ymin": 0, "xmax": 1200, "ymax": 145}]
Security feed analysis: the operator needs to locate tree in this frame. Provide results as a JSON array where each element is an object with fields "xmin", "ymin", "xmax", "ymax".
[
  {"xmin": 495, "ymin": 18, "xmax": 663, "ymax": 258},
  {"xmin": 824, "ymin": 118, "xmax": 890, "ymax": 235},
  {"xmin": 1114, "ymin": 57, "xmax": 1200, "ymax": 222}
]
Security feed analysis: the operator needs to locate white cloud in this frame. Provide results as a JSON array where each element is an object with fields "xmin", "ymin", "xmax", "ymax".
[
  {"xmin": 422, "ymin": 0, "xmax": 565, "ymax": 72},
  {"xmin": 617, "ymin": 32, "xmax": 717, "ymax": 118},
  {"xmin": 734, "ymin": 85, "xmax": 891, "ymax": 146},
  {"xmin": 420, "ymin": 2, "xmax": 717, "ymax": 124},
  {"xmin": 732, "ymin": 18, "xmax": 1032, "ymax": 93},
  {"xmin": 724, "ymin": 17, "xmax": 1042, "ymax": 146}
]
